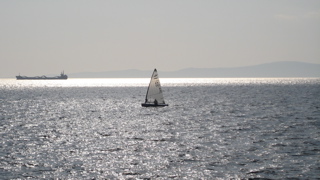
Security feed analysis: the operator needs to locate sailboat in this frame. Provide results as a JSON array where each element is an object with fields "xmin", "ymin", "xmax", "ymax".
[{"xmin": 141, "ymin": 69, "xmax": 168, "ymax": 107}]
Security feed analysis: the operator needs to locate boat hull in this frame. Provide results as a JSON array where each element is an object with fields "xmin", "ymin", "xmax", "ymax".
[
  {"xmin": 16, "ymin": 76, "xmax": 67, "ymax": 80},
  {"xmin": 141, "ymin": 103, "xmax": 168, "ymax": 107},
  {"xmin": 16, "ymin": 72, "xmax": 68, "ymax": 80}
]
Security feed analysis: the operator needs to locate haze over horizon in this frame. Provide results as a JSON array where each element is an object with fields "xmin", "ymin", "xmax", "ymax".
[{"xmin": 1, "ymin": 0, "xmax": 319, "ymax": 78}]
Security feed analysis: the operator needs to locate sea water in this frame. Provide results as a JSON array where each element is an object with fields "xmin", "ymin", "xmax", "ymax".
[{"xmin": 0, "ymin": 78, "xmax": 319, "ymax": 179}]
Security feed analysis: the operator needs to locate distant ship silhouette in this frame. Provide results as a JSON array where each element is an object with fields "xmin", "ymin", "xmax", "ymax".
[{"xmin": 16, "ymin": 71, "xmax": 68, "ymax": 80}]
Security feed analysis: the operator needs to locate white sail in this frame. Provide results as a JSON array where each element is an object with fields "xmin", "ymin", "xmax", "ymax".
[{"xmin": 145, "ymin": 69, "xmax": 165, "ymax": 104}]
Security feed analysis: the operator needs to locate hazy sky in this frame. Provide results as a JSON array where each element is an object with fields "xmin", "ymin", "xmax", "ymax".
[{"xmin": 0, "ymin": 0, "xmax": 319, "ymax": 77}]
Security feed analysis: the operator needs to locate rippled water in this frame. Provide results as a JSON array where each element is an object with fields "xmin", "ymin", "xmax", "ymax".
[{"xmin": 0, "ymin": 78, "xmax": 319, "ymax": 179}]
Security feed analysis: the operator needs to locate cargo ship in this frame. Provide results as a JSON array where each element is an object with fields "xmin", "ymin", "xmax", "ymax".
[{"xmin": 16, "ymin": 71, "xmax": 68, "ymax": 80}]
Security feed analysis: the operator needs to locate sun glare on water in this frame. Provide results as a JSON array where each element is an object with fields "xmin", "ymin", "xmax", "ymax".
[
  {"xmin": 0, "ymin": 78, "xmax": 318, "ymax": 89},
  {"xmin": 1, "ymin": 78, "xmax": 150, "ymax": 88}
]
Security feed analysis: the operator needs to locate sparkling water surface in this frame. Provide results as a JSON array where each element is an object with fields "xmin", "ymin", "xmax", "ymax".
[{"xmin": 0, "ymin": 78, "xmax": 319, "ymax": 179}]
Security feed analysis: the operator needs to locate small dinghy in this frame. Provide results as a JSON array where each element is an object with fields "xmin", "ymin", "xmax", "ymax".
[{"xmin": 141, "ymin": 69, "xmax": 168, "ymax": 107}]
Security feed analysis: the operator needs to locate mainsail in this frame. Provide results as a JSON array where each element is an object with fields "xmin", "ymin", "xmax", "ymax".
[{"xmin": 142, "ymin": 69, "xmax": 168, "ymax": 107}]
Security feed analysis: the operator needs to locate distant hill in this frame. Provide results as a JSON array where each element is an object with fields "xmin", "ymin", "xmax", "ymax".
[{"xmin": 69, "ymin": 61, "xmax": 320, "ymax": 78}]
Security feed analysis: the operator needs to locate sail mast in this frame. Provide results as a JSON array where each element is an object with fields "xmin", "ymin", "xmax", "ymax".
[
  {"xmin": 141, "ymin": 68, "xmax": 168, "ymax": 107},
  {"xmin": 145, "ymin": 69, "xmax": 157, "ymax": 102}
]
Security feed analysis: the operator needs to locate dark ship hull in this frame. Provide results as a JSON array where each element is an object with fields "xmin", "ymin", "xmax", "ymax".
[
  {"xmin": 16, "ymin": 72, "xmax": 68, "ymax": 80},
  {"xmin": 16, "ymin": 76, "xmax": 67, "ymax": 80},
  {"xmin": 141, "ymin": 103, "xmax": 168, "ymax": 107}
]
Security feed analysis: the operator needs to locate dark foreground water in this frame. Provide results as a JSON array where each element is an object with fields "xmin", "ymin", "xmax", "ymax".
[{"xmin": 0, "ymin": 78, "xmax": 319, "ymax": 179}]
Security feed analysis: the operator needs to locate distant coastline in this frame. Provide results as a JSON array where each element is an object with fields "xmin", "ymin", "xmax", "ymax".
[
  {"xmin": 68, "ymin": 61, "xmax": 320, "ymax": 78},
  {"xmin": 2, "ymin": 61, "xmax": 319, "ymax": 79}
]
